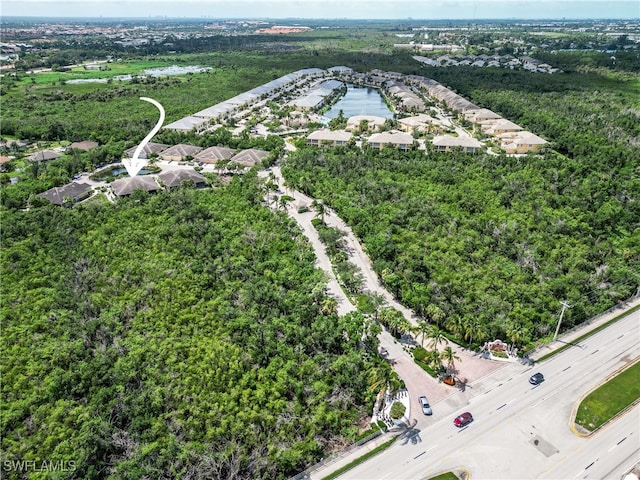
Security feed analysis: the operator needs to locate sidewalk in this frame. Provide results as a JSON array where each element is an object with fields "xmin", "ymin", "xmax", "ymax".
[
  {"xmin": 529, "ymin": 295, "xmax": 640, "ymax": 362},
  {"xmin": 305, "ymin": 430, "xmax": 401, "ymax": 480},
  {"xmin": 295, "ymin": 296, "xmax": 640, "ymax": 480}
]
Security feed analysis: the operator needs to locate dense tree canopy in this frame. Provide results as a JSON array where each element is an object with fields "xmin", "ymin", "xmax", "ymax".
[{"xmin": 1, "ymin": 177, "xmax": 384, "ymax": 479}]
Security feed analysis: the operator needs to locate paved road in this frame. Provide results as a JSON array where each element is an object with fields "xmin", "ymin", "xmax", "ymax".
[
  {"xmin": 262, "ymin": 165, "xmax": 507, "ymax": 427},
  {"xmin": 341, "ymin": 308, "xmax": 640, "ymax": 479}
]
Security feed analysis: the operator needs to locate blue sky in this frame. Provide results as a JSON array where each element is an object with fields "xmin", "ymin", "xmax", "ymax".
[{"xmin": 2, "ymin": 0, "xmax": 638, "ymax": 19}]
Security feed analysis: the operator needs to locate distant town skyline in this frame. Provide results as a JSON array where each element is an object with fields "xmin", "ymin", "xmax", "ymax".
[{"xmin": 2, "ymin": 0, "xmax": 639, "ymax": 20}]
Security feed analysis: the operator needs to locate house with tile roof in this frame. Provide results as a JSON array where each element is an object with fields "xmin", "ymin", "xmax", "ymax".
[
  {"xmin": 346, "ymin": 115, "xmax": 387, "ymax": 132},
  {"xmin": 158, "ymin": 169, "xmax": 207, "ymax": 189},
  {"xmin": 124, "ymin": 142, "xmax": 169, "ymax": 159},
  {"xmin": 432, "ymin": 135, "xmax": 483, "ymax": 153},
  {"xmin": 480, "ymin": 119, "xmax": 523, "ymax": 136},
  {"xmin": 38, "ymin": 181, "xmax": 92, "ymax": 206},
  {"xmin": 111, "ymin": 176, "xmax": 161, "ymax": 196},
  {"xmin": 306, "ymin": 129, "xmax": 353, "ymax": 147},
  {"xmin": 195, "ymin": 146, "xmax": 236, "ymax": 164},
  {"xmin": 68, "ymin": 140, "xmax": 99, "ymax": 151},
  {"xmin": 229, "ymin": 148, "xmax": 269, "ymax": 168},
  {"xmin": 397, "ymin": 114, "xmax": 440, "ymax": 134},
  {"xmin": 367, "ymin": 131, "xmax": 415, "ymax": 151},
  {"xmin": 158, "ymin": 144, "xmax": 203, "ymax": 162},
  {"xmin": 464, "ymin": 108, "xmax": 502, "ymax": 123},
  {"xmin": 29, "ymin": 150, "xmax": 63, "ymax": 162},
  {"xmin": 498, "ymin": 131, "xmax": 548, "ymax": 154}
]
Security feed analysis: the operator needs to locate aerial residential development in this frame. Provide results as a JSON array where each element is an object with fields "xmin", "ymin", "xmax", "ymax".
[{"xmin": 1, "ymin": 11, "xmax": 639, "ymax": 480}]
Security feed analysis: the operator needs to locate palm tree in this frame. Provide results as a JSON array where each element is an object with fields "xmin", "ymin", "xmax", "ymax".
[
  {"xmin": 505, "ymin": 321, "xmax": 531, "ymax": 347},
  {"xmin": 368, "ymin": 364, "xmax": 402, "ymax": 398},
  {"xmin": 369, "ymin": 292, "xmax": 386, "ymax": 322},
  {"xmin": 425, "ymin": 304, "xmax": 446, "ymax": 326},
  {"xmin": 380, "ymin": 307, "xmax": 406, "ymax": 337},
  {"xmin": 462, "ymin": 316, "xmax": 489, "ymax": 349},
  {"xmin": 367, "ymin": 364, "xmax": 392, "ymax": 396},
  {"xmin": 440, "ymin": 346, "xmax": 461, "ymax": 375},
  {"xmin": 311, "ymin": 198, "xmax": 326, "ymax": 222},
  {"xmin": 413, "ymin": 320, "xmax": 431, "ymax": 348},
  {"xmin": 445, "ymin": 315, "xmax": 465, "ymax": 341},
  {"xmin": 427, "ymin": 325, "xmax": 447, "ymax": 351},
  {"xmin": 396, "ymin": 317, "xmax": 412, "ymax": 339},
  {"xmin": 279, "ymin": 194, "xmax": 294, "ymax": 211}
]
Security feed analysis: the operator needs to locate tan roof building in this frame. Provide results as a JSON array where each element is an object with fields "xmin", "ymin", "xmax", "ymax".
[
  {"xmin": 158, "ymin": 169, "xmax": 207, "ymax": 188},
  {"xmin": 28, "ymin": 150, "xmax": 62, "ymax": 162},
  {"xmin": 164, "ymin": 116, "xmax": 208, "ymax": 132},
  {"xmin": 432, "ymin": 135, "xmax": 483, "ymax": 153},
  {"xmin": 38, "ymin": 182, "xmax": 92, "ymax": 205},
  {"xmin": 367, "ymin": 131, "xmax": 415, "ymax": 150},
  {"xmin": 69, "ymin": 141, "xmax": 99, "ymax": 151},
  {"xmin": 480, "ymin": 119, "xmax": 523, "ymax": 136},
  {"xmin": 346, "ymin": 115, "xmax": 387, "ymax": 132},
  {"xmin": 159, "ymin": 144, "xmax": 203, "ymax": 162},
  {"xmin": 464, "ymin": 108, "xmax": 502, "ymax": 122},
  {"xmin": 195, "ymin": 146, "xmax": 236, "ymax": 164},
  {"xmin": 306, "ymin": 129, "xmax": 353, "ymax": 147},
  {"xmin": 499, "ymin": 131, "xmax": 547, "ymax": 154},
  {"xmin": 111, "ymin": 176, "xmax": 161, "ymax": 196},
  {"xmin": 229, "ymin": 148, "xmax": 269, "ymax": 168},
  {"xmin": 397, "ymin": 114, "xmax": 440, "ymax": 134},
  {"xmin": 124, "ymin": 142, "xmax": 169, "ymax": 159}
]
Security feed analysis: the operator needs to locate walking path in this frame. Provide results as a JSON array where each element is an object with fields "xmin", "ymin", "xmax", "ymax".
[
  {"xmin": 262, "ymin": 163, "xmax": 640, "ymax": 480},
  {"xmin": 267, "ymin": 165, "xmax": 505, "ymax": 395}
]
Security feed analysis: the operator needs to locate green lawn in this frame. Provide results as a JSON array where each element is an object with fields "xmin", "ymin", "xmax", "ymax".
[
  {"xmin": 575, "ymin": 361, "xmax": 640, "ymax": 431},
  {"xmin": 321, "ymin": 437, "xmax": 397, "ymax": 480},
  {"xmin": 428, "ymin": 473, "xmax": 459, "ymax": 480}
]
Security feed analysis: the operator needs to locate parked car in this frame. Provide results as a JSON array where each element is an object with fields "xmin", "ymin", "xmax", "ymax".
[
  {"xmin": 453, "ymin": 412, "xmax": 473, "ymax": 427},
  {"xmin": 419, "ymin": 395, "xmax": 432, "ymax": 415},
  {"xmin": 529, "ymin": 372, "xmax": 545, "ymax": 385}
]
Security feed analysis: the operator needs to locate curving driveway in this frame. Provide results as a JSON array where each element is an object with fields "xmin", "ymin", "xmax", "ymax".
[{"xmin": 262, "ymin": 165, "xmax": 507, "ymax": 425}]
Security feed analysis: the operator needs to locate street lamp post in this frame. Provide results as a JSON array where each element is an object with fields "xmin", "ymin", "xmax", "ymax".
[{"xmin": 553, "ymin": 301, "xmax": 572, "ymax": 341}]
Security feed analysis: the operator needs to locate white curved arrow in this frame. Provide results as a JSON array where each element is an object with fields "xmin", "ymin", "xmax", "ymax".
[{"xmin": 123, "ymin": 97, "xmax": 166, "ymax": 177}]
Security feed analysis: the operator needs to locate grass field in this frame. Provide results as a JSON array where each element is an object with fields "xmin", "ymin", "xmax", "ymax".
[{"xmin": 575, "ymin": 361, "xmax": 640, "ymax": 432}]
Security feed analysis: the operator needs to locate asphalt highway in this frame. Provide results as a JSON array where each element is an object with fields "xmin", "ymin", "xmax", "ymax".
[{"xmin": 342, "ymin": 309, "xmax": 640, "ymax": 480}]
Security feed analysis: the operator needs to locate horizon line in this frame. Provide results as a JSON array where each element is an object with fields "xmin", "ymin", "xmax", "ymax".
[{"xmin": 2, "ymin": 15, "xmax": 638, "ymax": 21}]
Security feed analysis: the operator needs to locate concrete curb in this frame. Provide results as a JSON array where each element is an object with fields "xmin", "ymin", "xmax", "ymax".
[
  {"xmin": 421, "ymin": 466, "xmax": 471, "ymax": 480},
  {"xmin": 569, "ymin": 355, "xmax": 640, "ymax": 437}
]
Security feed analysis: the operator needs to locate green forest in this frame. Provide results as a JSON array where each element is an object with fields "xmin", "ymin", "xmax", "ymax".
[{"xmin": 1, "ymin": 178, "xmax": 388, "ymax": 479}]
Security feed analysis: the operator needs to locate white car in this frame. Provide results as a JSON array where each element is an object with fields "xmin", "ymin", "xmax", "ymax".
[{"xmin": 419, "ymin": 395, "xmax": 432, "ymax": 415}]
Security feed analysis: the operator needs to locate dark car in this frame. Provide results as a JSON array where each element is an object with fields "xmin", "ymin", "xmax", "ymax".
[
  {"xmin": 529, "ymin": 372, "xmax": 544, "ymax": 385},
  {"xmin": 419, "ymin": 395, "xmax": 432, "ymax": 415},
  {"xmin": 453, "ymin": 412, "xmax": 473, "ymax": 427}
]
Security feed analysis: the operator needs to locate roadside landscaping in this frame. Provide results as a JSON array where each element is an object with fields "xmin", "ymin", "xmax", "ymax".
[
  {"xmin": 427, "ymin": 473, "xmax": 458, "ymax": 480},
  {"xmin": 575, "ymin": 360, "xmax": 640, "ymax": 432},
  {"xmin": 321, "ymin": 437, "xmax": 397, "ymax": 480}
]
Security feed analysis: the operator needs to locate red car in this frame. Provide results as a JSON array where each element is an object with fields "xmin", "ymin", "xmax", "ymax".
[{"xmin": 453, "ymin": 412, "xmax": 473, "ymax": 427}]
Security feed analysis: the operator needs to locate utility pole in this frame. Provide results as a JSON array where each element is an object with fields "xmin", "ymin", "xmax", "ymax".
[{"xmin": 553, "ymin": 301, "xmax": 572, "ymax": 341}]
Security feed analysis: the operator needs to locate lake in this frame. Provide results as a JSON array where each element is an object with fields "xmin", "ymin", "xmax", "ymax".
[
  {"xmin": 66, "ymin": 65, "xmax": 211, "ymax": 84},
  {"xmin": 323, "ymin": 85, "xmax": 394, "ymax": 120}
]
